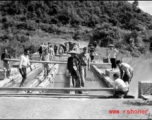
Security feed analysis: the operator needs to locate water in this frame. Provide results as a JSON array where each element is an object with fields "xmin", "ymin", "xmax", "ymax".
[{"xmin": 123, "ymin": 58, "xmax": 152, "ymax": 98}]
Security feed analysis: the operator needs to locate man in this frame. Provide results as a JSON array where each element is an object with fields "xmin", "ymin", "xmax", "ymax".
[
  {"xmin": 88, "ymin": 45, "xmax": 95, "ymax": 62},
  {"xmin": 72, "ymin": 43, "xmax": 79, "ymax": 53},
  {"xmin": 116, "ymin": 60, "xmax": 133, "ymax": 85},
  {"xmin": 1, "ymin": 48, "xmax": 11, "ymax": 79},
  {"xmin": 68, "ymin": 42, "xmax": 73, "ymax": 51},
  {"xmin": 64, "ymin": 42, "xmax": 69, "ymax": 53},
  {"xmin": 67, "ymin": 50, "xmax": 82, "ymax": 93},
  {"xmin": 93, "ymin": 41, "xmax": 97, "ymax": 49},
  {"xmin": 79, "ymin": 47, "xmax": 90, "ymax": 88},
  {"xmin": 48, "ymin": 45, "xmax": 55, "ymax": 60},
  {"xmin": 113, "ymin": 73, "xmax": 129, "ymax": 98},
  {"xmin": 107, "ymin": 44, "xmax": 119, "ymax": 70},
  {"xmin": 19, "ymin": 49, "xmax": 32, "ymax": 87},
  {"xmin": 42, "ymin": 49, "xmax": 51, "ymax": 77},
  {"xmin": 54, "ymin": 44, "xmax": 58, "ymax": 56},
  {"xmin": 59, "ymin": 44, "xmax": 64, "ymax": 56},
  {"xmin": 38, "ymin": 45, "xmax": 43, "ymax": 60}
]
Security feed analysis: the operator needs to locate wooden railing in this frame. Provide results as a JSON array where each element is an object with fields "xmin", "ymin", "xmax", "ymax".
[{"xmin": 0, "ymin": 87, "xmax": 113, "ymax": 92}]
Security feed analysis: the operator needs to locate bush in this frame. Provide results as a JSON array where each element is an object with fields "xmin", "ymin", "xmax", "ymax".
[
  {"xmin": 138, "ymin": 47, "xmax": 146, "ymax": 54},
  {"xmin": 27, "ymin": 44, "xmax": 38, "ymax": 54},
  {"xmin": 17, "ymin": 34, "xmax": 29, "ymax": 43}
]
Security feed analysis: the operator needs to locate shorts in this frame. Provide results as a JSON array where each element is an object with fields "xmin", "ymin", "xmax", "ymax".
[{"xmin": 3, "ymin": 62, "xmax": 10, "ymax": 71}]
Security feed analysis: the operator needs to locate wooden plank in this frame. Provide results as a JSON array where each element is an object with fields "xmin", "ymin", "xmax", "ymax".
[
  {"xmin": 34, "ymin": 64, "xmax": 59, "ymax": 93},
  {"xmin": 0, "ymin": 93, "xmax": 112, "ymax": 98},
  {"xmin": 5, "ymin": 58, "xmax": 67, "ymax": 64},
  {"xmin": 0, "ymin": 95, "xmax": 103, "ymax": 98},
  {"xmin": 5, "ymin": 58, "xmax": 111, "ymax": 65},
  {"xmin": 0, "ymin": 64, "xmax": 42, "ymax": 87},
  {"xmin": 0, "ymin": 93, "xmax": 110, "ymax": 96},
  {"xmin": 0, "ymin": 87, "xmax": 113, "ymax": 91}
]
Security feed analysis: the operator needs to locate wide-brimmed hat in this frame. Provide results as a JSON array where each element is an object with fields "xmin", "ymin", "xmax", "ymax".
[
  {"xmin": 108, "ymin": 44, "xmax": 114, "ymax": 47},
  {"xmin": 68, "ymin": 50, "xmax": 78, "ymax": 54}
]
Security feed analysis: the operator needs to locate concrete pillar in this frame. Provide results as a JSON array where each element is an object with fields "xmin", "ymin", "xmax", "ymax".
[
  {"xmin": 105, "ymin": 69, "xmax": 120, "ymax": 79},
  {"xmin": 138, "ymin": 81, "xmax": 152, "ymax": 98},
  {"xmin": 91, "ymin": 65, "xmax": 114, "ymax": 88}
]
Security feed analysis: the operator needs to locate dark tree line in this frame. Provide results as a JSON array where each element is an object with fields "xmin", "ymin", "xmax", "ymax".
[{"xmin": 0, "ymin": 1, "xmax": 152, "ymax": 56}]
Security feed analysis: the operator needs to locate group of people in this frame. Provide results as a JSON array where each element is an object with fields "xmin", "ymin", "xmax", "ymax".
[
  {"xmin": 37, "ymin": 42, "xmax": 80, "ymax": 60},
  {"xmin": 106, "ymin": 44, "xmax": 134, "ymax": 98},
  {"xmin": 112, "ymin": 60, "xmax": 133, "ymax": 98},
  {"xmin": 38, "ymin": 42, "xmax": 55, "ymax": 61},
  {"xmin": 67, "ymin": 47, "xmax": 90, "ymax": 94},
  {"xmin": 1, "ymin": 42, "xmax": 134, "ymax": 98},
  {"xmin": 1, "ymin": 48, "xmax": 32, "ymax": 87}
]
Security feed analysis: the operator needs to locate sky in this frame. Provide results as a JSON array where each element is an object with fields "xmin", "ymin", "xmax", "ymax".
[{"xmin": 128, "ymin": 1, "xmax": 152, "ymax": 15}]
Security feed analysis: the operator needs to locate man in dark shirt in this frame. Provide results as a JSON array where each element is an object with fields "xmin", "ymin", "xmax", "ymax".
[
  {"xmin": 67, "ymin": 50, "xmax": 82, "ymax": 94},
  {"xmin": 88, "ymin": 45, "xmax": 95, "ymax": 62},
  {"xmin": 1, "ymin": 48, "xmax": 11, "ymax": 79},
  {"xmin": 54, "ymin": 44, "xmax": 58, "ymax": 56},
  {"xmin": 38, "ymin": 45, "xmax": 43, "ymax": 61}
]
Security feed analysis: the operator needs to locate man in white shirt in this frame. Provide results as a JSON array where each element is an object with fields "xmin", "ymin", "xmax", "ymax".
[
  {"xmin": 116, "ymin": 60, "xmax": 133, "ymax": 84},
  {"xmin": 79, "ymin": 47, "xmax": 90, "ymax": 88},
  {"xmin": 113, "ymin": 73, "xmax": 129, "ymax": 98},
  {"xmin": 107, "ymin": 44, "xmax": 119, "ymax": 70},
  {"xmin": 48, "ymin": 45, "xmax": 55, "ymax": 60},
  {"xmin": 19, "ymin": 49, "xmax": 32, "ymax": 87},
  {"xmin": 42, "ymin": 49, "xmax": 52, "ymax": 77}
]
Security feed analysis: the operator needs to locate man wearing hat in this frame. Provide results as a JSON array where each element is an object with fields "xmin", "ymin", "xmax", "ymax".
[
  {"xmin": 79, "ymin": 47, "xmax": 90, "ymax": 88},
  {"xmin": 107, "ymin": 44, "xmax": 119, "ymax": 70},
  {"xmin": 67, "ymin": 50, "xmax": 82, "ymax": 93}
]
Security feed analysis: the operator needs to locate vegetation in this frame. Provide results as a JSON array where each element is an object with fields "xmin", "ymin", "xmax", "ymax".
[{"xmin": 0, "ymin": 1, "xmax": 152, "ymax": 57}]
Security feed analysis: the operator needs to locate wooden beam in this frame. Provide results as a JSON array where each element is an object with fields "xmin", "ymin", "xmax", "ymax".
[
  {"xmin": 5, "ymin": 58, "xmax": 67, "ymax": 64},
  {"xmin": 5, "ymin": 58, "xmax": 111, "ymax": 65},
  {"xmin": 0, "ymin": 87, "xmax": 113, "ymax": 91},
  {"xmin": 0, "ymin": 93, "xmax": 113, "ymax": 98},
  {"xmin": 0, "ymin": 93, "xmax": 111, "ymax": 97},
  {"xmin": 0, "ymin": 95, "xmax": 111, "ymax": 98}
]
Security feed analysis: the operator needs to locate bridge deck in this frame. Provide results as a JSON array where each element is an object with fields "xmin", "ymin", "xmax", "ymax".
[{"xmin": 0, "ymin": 53, "xmax": 113, "ymax": 97}]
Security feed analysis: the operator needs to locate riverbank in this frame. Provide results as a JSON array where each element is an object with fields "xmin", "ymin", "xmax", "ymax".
[{"xmin": 0, "ymin": 97, "xmax": 151, "ymax": 119}]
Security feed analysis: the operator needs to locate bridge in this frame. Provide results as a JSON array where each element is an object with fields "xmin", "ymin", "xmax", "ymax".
[
  {"xmin": 1, "ymin": 51, "xmax": 150, "ymax": 99},
  {"xmin": 0, "ymin": 50, "xmax": 120, "ymax": 98}
]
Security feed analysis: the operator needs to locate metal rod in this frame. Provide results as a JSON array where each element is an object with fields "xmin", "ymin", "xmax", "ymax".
[
  {"xmin": 0, "ymin": 93, "xmax": 111, "ymax": 97},
  {"xmin": 0, "ymin": 94, "xmax": 113, "ymax": 98},
  {"xmin": 0, "ymin": 95, "xmax": 101, "ymax": 98},
  {"xmin": 5, "ymin": 58, "xmax": 111, "ymax": 65},
  {"xmin": 0, "ymin": 87, "xmax": 113, "ymax": 91}
]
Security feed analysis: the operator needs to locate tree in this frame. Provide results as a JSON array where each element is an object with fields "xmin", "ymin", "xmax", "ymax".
[
  {"xmin": 133, "ymin": 0, "xmax": 138, "ymax": 7},
  {"xmin": 133, "ymin": 0, "xmax": 139, "ymax": 11}
]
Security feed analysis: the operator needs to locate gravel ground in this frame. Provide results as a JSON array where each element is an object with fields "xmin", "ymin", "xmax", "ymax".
[{"xmin": 0, "ymin": 97, "xmax": 152, "ymax": 119}]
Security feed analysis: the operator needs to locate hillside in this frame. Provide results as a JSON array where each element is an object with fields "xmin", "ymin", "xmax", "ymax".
[{"xmin": 0, "ymin": 1, "xmax": 152, "ymax": 57}]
